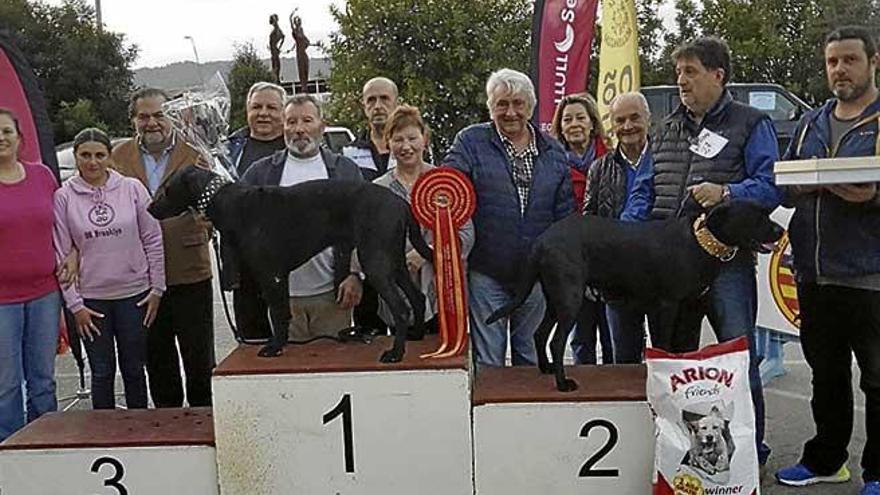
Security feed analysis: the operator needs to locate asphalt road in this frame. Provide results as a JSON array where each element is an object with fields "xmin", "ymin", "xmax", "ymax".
[{"xmin": 52, "ymin": 276, "xmax": 869, "ymax": 494}]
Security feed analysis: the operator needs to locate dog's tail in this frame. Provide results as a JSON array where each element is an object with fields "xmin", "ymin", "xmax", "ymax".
[
  {"xmin": 408, "ymin": 214, "xmax": 434, "ymax": 261},
  {"xmin": 486, "ymin": 247, "xmax": 541, "ymax": 324}
]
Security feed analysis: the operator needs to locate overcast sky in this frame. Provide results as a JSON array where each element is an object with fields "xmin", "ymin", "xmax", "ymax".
[{"xmin": 42, "ymin": 0, "xmax": 342, "ymax": 68}]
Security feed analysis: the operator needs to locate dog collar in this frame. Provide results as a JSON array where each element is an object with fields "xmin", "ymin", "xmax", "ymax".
[
  {"xmin": 195, "ymin": 174, "xmax": 230, "ymax": 215},
  {"xmin": 693, "ymin": 214, "xmax": 738, "ymax": 262}
]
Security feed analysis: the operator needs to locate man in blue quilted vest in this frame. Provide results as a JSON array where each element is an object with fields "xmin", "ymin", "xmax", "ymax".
[{"xmin": 445, "ymin": 68, "xmax": 574, "ymax": 368}]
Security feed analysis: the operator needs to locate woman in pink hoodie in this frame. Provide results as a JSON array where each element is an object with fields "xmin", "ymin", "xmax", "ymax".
[{"xmin": 53, "ymin": 128, "xmax": 165, "ymax": 409}]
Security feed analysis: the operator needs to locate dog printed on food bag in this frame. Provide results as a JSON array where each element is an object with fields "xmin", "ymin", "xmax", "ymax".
[{"xmin": 647, "ymin": 337, "xmax": 758, "ymax": 495}]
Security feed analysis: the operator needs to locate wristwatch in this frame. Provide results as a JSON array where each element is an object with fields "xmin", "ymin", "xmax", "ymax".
[
  {"xmin": 721, "ymin": 185, "xmax": 731, "ymax": 202},
  {"xmin": 350, "ymin": 271, "xmax": 366, "ymax": 282}
]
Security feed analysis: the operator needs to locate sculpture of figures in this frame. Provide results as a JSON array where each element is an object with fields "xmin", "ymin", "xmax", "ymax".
[
  {"xmin": 289, "ymin": 10, "xmax": 310, "ymax": 94},
  {"xmin": 269, "ymin": 14, "xmax": 285, "ymax": 84}
]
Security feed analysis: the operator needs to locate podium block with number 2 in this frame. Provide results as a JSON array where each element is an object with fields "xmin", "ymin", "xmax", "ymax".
[
  {"xmin": 0, "ymin": 408, "xmax": 218, "ymax": 494},
  {"xmin": 473, "ymin": 366, "xmax": 654, "ymax": 494},
  {"xmin": 212, "ymin": 336, "xmax": 472, "ymax": 495}
]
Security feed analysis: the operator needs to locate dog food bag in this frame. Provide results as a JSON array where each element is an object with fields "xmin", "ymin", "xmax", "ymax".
[{"xmin": 646, "ymin": 337, "xmax": 759, "ymax": 495}]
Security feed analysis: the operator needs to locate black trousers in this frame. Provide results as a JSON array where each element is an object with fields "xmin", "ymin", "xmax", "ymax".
[
  {"xmin": 232, "ymin": 265, "xmax": 273, "ymax": 340},
  {"xmin": 147, "ymin": 279, "xmax": 215, "ymax": 408},
  {"xmin": 798, "ymin": 282, "xmax": 880, "ymax": 481},
  {"xmin": 354, "ymin": 284, "xmax": 388, "ymax": 334}
]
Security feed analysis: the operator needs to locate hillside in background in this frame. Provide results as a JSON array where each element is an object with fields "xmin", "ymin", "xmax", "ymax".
[{"xmin": 134, "ymin": 57, "xmax": 331, "ymax": 92}]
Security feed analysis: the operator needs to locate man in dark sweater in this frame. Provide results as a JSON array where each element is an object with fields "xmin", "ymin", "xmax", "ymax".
[{"xmin": 224, "ymin": 82, "xmax": 286, "ymax": 339}]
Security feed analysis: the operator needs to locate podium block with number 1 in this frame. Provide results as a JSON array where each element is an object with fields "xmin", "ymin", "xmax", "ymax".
[{"xmin": 212, "ymin": 336, "xmax": 473, "ymax": 494}]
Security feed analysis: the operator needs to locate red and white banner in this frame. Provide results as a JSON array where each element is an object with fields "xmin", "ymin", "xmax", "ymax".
[{"xmin": 530, "ymin": 0, "xmax": 600, "ymax": 133}]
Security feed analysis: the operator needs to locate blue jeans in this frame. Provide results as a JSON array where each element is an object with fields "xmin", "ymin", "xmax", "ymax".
[
  {"xmin": 704, "ymin": 258, "xmax": 771, "ymax": 465},
  {"xmin": 606, "ymin": 301, "xmax": 647, "ymax": 364},
  {"xmin": 0, "ymin": 290, "xmax": 60, "ymax": 441},
  {"xmin": 81, "ymin": 293, "xmax": 148, "ymax": 409},
  {"xmin": 570, "ymin": 299, "xmax": 612, "ymax": 364},
  {"xmin": 468, "ymin": 271, "xmax": 545, "ymax": 367}
]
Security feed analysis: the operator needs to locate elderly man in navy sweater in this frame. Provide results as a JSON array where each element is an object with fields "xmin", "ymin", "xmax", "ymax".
[{"xmin": 445, "ymin": 68, "xmax": 574, "ymax": 368}]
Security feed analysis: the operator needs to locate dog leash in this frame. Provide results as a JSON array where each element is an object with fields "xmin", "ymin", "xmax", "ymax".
[{"xmin": 209, "ymin": 233, "xmax": 372, "ymax": 346}]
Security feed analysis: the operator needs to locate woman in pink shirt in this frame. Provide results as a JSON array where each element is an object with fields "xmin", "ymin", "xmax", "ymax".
[
  {"xmin": 0, "ymin": 108, "xmax": 61, "ymax": 441},
  {"xmin": 54, "ymin": 128, "xmax": 165, "ymax": 409}
]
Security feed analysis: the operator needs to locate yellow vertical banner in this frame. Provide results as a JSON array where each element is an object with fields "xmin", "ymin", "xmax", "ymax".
[{"xmin": 596, "ymin": 0, "xmax": 641, "ymax": 136}]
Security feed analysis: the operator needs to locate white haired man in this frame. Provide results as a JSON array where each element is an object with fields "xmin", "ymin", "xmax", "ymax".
[
  {"xmin": 445, "ymin": 68, "xmax": 574, "ymax": 367},
  {"xmin": 582, "ymin": 92, "xmax": 654, "ymax": 364}
]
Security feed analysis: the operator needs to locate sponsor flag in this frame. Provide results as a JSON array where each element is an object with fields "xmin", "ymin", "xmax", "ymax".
[
  {"xmin": 595, "ymin": 0, "xmax": 640, "ymax": 136},
  {"xmin": 530, "ymin": 0, "xmax": 600, "ymax": 133},
  {"xmin": 0, "ymin": 31, "xmax": 59, "ymax": 180}
]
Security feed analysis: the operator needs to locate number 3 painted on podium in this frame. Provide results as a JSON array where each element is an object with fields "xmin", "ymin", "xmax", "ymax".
[
  {"xmin": 578, "ymin": 419, "xmax": 619, "ymax": 478},
  {"xmin": 323, "ymin": 394, "xmax": 355, "ymax": 473},
  {"xmin": 91, "ymin": 456, "xmax": 128, "ymax": 494}
]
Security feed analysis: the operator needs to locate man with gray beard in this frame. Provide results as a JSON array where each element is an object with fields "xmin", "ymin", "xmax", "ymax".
[{"xmin": 239, "ymin": 95, "xmax": 365, "ymax": 338}]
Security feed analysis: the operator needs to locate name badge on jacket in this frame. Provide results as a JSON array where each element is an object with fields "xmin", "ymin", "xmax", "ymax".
[{"xmin": 690, "ymin": 129, "xmax": 729, "ymax": 158}]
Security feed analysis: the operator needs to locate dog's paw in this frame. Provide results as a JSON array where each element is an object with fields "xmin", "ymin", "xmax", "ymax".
[
  {"xmin": 556, "ymin": 378, "xmax": 579, "ymax": 392},
  {"xmin": 380, "ymin": 349, "xmax": 404, "ymax": 363},
  {"xmin": 258, "ymin": 344, "xmax": 284, "ymax": 358}
]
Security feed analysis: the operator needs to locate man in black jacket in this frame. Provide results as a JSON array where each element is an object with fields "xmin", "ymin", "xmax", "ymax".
[{"xmin": 235, "ymin": 95, "xmax": 365, "ymax": 339}]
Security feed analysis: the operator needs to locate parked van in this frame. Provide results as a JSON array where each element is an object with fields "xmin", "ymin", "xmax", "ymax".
[{"xmin": 641, "ymin": 83, "xmax": 812, "ymax": 154}]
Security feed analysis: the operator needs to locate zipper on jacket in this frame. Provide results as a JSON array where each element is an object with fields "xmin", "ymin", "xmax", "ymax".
[{"xmin": 816, "ymin": 111, "xmax": 879, "ymax": 278}]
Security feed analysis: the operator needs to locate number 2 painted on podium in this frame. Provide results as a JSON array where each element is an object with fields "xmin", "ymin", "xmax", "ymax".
[
  {"xmin": 323, "ymin": 394, "xmax": 355, "ymax": 473},
  {"xmin": 91, "ymin": 456, "xmax": 128, "ymax": 494},
  {"xmin": 578, "ymin": 419, "xmax": 619, "ymax": 478}
]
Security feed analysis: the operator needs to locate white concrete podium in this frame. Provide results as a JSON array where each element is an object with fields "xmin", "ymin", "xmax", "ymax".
[
  {"xmin": 472, "ymin": 365, "xmax": 654, "ymax": 495},
  {"xmin": 0, "ymin": 408, "xmax": 218, "ymax": 494},
  {"xmin": 212, "ymin": 335, "xmax": 473, "ymax": 495}
]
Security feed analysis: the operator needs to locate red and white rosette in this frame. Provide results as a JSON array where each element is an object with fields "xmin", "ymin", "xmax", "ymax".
[{"xmin": 411, "ymin": 167, "xmax": 476, "ymax": 359}]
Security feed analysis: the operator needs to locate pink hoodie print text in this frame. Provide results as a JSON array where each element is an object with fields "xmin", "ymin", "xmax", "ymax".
[{"xmin": 53, "ymin": 169, "xmax": 165, "ymax": 312}]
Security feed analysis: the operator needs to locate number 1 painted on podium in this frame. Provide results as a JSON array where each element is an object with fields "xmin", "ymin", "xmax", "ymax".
[{"xmin": 323, "ymin": 394, "xmax": 355, "ymax": 473}]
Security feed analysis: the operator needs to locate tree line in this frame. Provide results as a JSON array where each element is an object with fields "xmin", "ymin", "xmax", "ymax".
[{"xmin": 2, "ymin": 0, "xmax": 878, "ymax": 147}]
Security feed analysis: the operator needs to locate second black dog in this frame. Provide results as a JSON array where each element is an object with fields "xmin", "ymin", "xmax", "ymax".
[
  {"xmin": 148, "ymin": 165, "xmax": 432, "ymax": 362},
  {"xmin": 488, "ymin": 200, "xmax": 784, "ymax": 391}
]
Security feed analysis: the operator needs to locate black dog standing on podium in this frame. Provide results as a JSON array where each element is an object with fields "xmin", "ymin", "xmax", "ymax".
[
  {"xmin": 148, "ymin": 165, "xmax": 433, "ymax": 362},
  {"xmin": 488, "ymin": 200, "xmax": 784, "ymax": 392}
]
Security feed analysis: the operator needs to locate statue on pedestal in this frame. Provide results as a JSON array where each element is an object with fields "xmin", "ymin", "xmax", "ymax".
[
  {"xmin": 289, "ymin": 10, "xmax": 310, "ymax": 93},
  {"xmin": 268, "ymin": 14, "xmax": 285, "ymax": 84}
]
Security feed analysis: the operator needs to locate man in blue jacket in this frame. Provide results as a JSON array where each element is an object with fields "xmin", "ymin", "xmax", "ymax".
[
  {"xmin": 625, "ymin": 36, "xmax": 782, "ymax": 466},
  {"xmin": 445, "ymin": 68, "xmax": 574, "ymax": 367},
  {"xmin": 775, "ymin": 26, "xmax": 880, "ymax": 495}
]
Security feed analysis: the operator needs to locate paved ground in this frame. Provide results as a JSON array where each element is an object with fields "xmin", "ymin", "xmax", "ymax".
[{"xmin": 53, "ymin": 277, "xmax": 869, "ymax": 494}]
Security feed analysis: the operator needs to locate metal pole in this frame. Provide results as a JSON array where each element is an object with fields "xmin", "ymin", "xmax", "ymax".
[
  {"xmin": 184, "ymin": 35, "xmax": 205, "ymax": 87},
  {"xmin": 94, "ymin": 0, "xmax": 102, "ymax": 31}
]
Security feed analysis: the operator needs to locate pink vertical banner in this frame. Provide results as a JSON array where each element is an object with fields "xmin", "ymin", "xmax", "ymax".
[{"xmin": 530, "ymin": 0, "xmax": 600, "ymax": 133}]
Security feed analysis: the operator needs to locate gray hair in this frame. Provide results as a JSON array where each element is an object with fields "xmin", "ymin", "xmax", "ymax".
[
  {"xmin": 362, "ymin": 77, "xmax": 399, "ymax": 99},
  {"xmin": 283, "ymin": 94, "xmax": 324, "ymax": 120},
  {"xmin": 485, "ymin": 68, "xmax": 537, "ymax": 112},
  {"xmin": 247, "ymin": 81, "xmax": 286, "ymax": 105},
  {"xmin": 609, "ymin": 92, "xmax": 651, "ymax": 119}
]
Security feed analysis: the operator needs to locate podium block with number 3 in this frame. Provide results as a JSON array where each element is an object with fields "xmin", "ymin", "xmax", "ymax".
[
  {"xmin": 212, "ymin": 336, "xmax": 472, "ymax": 495},
  {"xmin": 0, "ymin": 408, "xmax": 218, "ymax": 494},
  {"xmin": 472, "ymin": 366, "xmax": 653, "ymax": 494}
]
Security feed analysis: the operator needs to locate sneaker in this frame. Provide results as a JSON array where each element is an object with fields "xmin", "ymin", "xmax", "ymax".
[
  {"xmin": 861, "ymin": 481, "xmax": 880, "ymax": 495},
  {"xmin": 776, "ymin": 463, "xmax": 851, "ymax": 486}
]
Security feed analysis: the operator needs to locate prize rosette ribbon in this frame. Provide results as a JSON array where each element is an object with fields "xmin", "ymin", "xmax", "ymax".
[{"xmin": 411, "ymin": 167, "xmax": 476, "ymax": 358}]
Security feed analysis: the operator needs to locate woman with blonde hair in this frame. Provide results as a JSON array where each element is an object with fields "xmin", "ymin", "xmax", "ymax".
[{"xmin": 549, "ymin": 93, "xmax": 612, "ymax": 365}]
